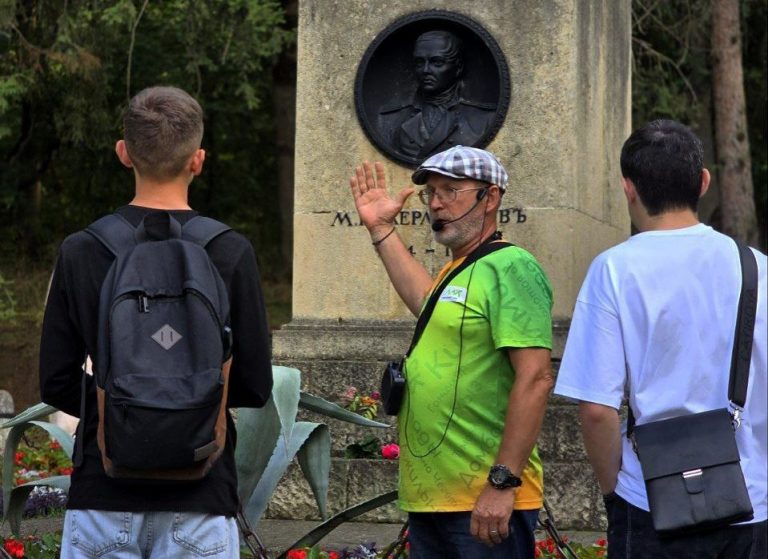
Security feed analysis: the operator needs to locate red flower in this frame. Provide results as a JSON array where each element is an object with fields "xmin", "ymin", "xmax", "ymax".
[
  {"xmin": 381, "ymin": 443, "xmax": 400, "ymax": 460},
  {"xmin": 3, "ymin": 538, "xmax": 25, "ymax": 558},
  {"xmin": 13, "ymin": 452, "xmax": 24, "ymax": 465},
  {"xmin": 596, "ymin": 538, "xmax": 607, "ymax": 547},
  {"xmin": 534, "ymin": 548, "xmax": 541, "ymax": 558},
  {"xmin": 328, "ymin": 552, "xmax": 339, "ymax": 559},
  {"xmin": 49, "ymin": 440, "xmax": 62, "ymax": 450},
  {"xmin": 286, "ymin": 550, "xmax": 307, "ymax": 559},
  {"xmin": 58, "ymin": 467, "xmax": 74, "ymax": 475}
]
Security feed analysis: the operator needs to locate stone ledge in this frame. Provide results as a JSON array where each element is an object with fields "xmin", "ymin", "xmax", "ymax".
[{"xmin": 273, "ymin": 319, "xmax": 571, "ymax": 360}]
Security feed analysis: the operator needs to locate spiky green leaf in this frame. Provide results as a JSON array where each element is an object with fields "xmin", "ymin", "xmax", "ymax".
[
  {"xmin": 271, "ymin": 366, "xmax": 301, "ymax": 445},
  {"xmin": 5, "ymin": 476, "xmax": 70, "ymax": 536},
  {"xmin": 243, "ymin": 421, "xmax": 326, "ymax": 528},
  {"xmin": 2, "ymin": 403, "xmax": 57, "ymax": 429},
  {"xmin": 296, "ymin": 424, "xmax": 331, "ymax": 520},
  {"xmin": 234, "ymin": 399, "xmax": 282, "ymax": 507},
  {"xmin": 299, "ymin": 392, "xmax": 390, "ymax": 428},
  {"xmin": 278, "ymin": 491, "xmax": 399, "ymax": 557}
]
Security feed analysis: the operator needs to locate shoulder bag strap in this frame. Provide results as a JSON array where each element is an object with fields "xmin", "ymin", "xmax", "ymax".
[
  {"xmin": 405, "ymin": 232, "xmax": 513, "ymax": 357},
  {"xmin": 729, "ymin": 240, "xmax": 758, "ymax": 408},
  {"xmin": 629, "ymin": 238, "xmax": 759, "ymax": 437}
]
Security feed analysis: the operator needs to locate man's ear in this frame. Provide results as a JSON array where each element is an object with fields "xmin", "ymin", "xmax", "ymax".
[
  {"xmin": 699, "ymin": 168, "xmax": 711, "ymax": 199},
  {"xmin": 484, "ymin": 184, "xmax": 501, "ymax": 214},
  {"xmin": 190, "ymin": 148, "xmax": 206, "ymax": 176},
  {"xmin": 115, "ymin": 140, "xmax": 133, "ymax": 168},
  {"xmin": 621, "ymin": 177, "xmax": 636, "ymax": 203}
]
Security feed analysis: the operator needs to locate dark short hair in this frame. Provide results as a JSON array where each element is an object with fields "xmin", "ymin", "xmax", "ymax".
[
  {"xmin": 123, "ymin": 86, "xmax": 204, "ymax": 181},
  {"xmin": 619, "ymin": 119, "xmax": 704, "ymax": 215}
]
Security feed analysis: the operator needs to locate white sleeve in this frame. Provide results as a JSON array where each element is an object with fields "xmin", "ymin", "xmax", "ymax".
[{"xmin": 554, "ymin": 261, "xmax": 627, "ymax": 409}]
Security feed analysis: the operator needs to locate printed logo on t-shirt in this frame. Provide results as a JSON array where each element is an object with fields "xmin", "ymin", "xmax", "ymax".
[{"xmin": 439, "ymin": 286, "xmax": 467, "ymax": 303}]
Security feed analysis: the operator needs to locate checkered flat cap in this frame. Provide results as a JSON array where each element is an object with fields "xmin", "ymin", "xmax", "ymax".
[{"xmin": 411, "ymin": 146, "xmax": 509, "ymax": 191}]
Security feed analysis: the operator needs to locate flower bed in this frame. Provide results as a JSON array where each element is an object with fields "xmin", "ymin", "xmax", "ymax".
[{"xmin": 0, "ymin": 534, "xmax": 61, "ymax": 559}]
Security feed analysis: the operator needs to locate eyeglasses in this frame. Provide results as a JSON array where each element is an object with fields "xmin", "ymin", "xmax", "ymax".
[{"xmin": 417, "ymin": 186, "xmax": 487, "ymax": 205}]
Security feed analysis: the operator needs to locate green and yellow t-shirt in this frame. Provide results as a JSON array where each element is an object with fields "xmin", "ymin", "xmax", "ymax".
[{"xmin": 397, "ymin": 244, "xmax": 553, "ymax": 512}]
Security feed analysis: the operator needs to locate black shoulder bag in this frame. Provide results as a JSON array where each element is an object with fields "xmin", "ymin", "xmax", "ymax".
[
  {"xmin": 380, "ymin": 233, "xmax": 512, "ymax": 415},
  {"xmin": 629, "ymin": 240, "xmax": 758, "ymax": 536}
]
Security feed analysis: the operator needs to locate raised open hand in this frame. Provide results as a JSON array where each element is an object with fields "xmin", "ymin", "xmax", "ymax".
[{"xmin": 349, "ymin": 161, "xmax": 414, "ymax": 236}]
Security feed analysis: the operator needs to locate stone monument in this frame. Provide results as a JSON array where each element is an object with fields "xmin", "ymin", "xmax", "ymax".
[{"xmin": 271, "ymin": 1, "xmax": 631, "ymax": 529}]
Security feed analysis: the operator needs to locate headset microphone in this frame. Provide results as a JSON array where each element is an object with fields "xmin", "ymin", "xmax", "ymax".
[{"xmin": 430, "ymin": 188, "xmax": 488, "ymax": 232}]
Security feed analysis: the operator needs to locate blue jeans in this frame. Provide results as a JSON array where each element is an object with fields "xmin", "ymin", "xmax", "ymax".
[
  {"xmin": 60, "ymin": 509, "xmax": 240, "ymax": 558},
  {"xmin": 408, "ymin": 509, "xmax": 538, "ymax": 559},
  {"xmin": 604, "ymin": 492, "xmax": 767, "ymax": 559}
]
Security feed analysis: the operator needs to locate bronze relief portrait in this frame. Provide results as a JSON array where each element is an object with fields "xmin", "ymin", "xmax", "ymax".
[{"xmin": 355, "ymin": 11, "xmax": 510, "ymax": 167}]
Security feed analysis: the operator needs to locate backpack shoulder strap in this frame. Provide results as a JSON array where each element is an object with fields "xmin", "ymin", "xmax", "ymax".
[
  {"xmin": 182, "ymin": 216, "xmax": 232, "ymax": 247},
  {"xmin": 86, "ymin": 213, "xmax": 137, "ymax": 256}
]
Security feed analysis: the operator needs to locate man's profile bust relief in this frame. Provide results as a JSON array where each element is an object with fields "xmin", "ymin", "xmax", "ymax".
[
  {"xmin": 354, "ymin": 11, "xmax": 510, "ymax": 167},
  {"xmin": 378, "ymin": 31, "xmax": 496, "ymax": 161}
]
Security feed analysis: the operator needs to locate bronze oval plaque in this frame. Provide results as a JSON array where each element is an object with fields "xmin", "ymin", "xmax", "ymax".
[{"xmin": 355, "ymin": 10, "xmax": 511, "ymax": 167}]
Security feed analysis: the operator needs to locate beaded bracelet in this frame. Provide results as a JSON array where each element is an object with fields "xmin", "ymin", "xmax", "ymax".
[{"xmin": 371, "ymin": 226, "xmax": 396, "ymax": 246}]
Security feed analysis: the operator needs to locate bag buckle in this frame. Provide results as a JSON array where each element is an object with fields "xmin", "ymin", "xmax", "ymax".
[{"xmin": 730, "ymin": 406, "xmax": 743, "ymax": 430}]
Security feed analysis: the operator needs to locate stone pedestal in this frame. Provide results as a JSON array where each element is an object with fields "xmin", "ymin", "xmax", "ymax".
[{"xmin": 271, "ymin": 0, "xmax": 631, "ymax": 530}]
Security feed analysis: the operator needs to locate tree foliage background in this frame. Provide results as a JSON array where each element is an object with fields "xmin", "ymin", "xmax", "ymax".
[
  {"xmin": 632, "ymin": 0, "xmax": 766, "ymax": 246},
  {"xmin": 0, "ymin": 0, "xmax": 294, "ymax": 275},
  {"xmin": 0, "ymin": 0, "xmax": 765, "ymax": 283}
]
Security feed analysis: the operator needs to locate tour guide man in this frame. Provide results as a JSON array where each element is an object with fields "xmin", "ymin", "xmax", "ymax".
[{"xmin": 349, "ymin": 146, "xmax": 554, "ymax": 558}]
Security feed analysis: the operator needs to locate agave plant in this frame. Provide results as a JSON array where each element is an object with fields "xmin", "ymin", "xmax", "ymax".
[
  {"xmin": 1, "ymin": 365, "xmax": 396, "ymax": 554},
  {"xmin": 1, "ymin": 402, "xmax": 70, "ymax": 535},
  {"xmin": 236, "ymin": 365, "xmax": 391, "ymax": 527}
]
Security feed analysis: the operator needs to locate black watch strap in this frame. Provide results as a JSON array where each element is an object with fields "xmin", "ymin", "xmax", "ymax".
[{"xmin": 488, "ymin": 464, "xmax": 522, "ymax": 489}]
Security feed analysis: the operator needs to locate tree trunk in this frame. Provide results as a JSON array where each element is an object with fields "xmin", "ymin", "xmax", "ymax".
[
  {"xmin": 273, "ymin": 0, "xmax": 298, "ymax": 273},
  {"xmin": 711, "ymin": 0, "xmax": 759, "ymax": 245}
]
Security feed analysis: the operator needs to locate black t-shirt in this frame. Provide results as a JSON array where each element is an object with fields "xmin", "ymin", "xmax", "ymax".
[{"xmin": 39, "ymin": 205, "xmax": 273, "ymax": 515}]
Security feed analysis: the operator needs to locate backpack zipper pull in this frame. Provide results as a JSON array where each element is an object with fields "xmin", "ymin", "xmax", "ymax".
[{"xmin": 138, "ymin": 295, "xmax": 150, "ymax": 313}]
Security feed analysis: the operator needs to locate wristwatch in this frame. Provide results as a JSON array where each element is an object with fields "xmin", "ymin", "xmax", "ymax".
[{"xmin": 488, "ymin": 464, "xmax": 522, "ymax": 489}]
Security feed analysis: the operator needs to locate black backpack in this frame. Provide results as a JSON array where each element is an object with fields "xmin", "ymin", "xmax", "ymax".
[{"xmin": 83, "ymin": 211, "xmax": 233, "ymax": 481}]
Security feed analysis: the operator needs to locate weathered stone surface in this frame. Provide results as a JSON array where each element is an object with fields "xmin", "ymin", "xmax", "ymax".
[
  {"xmin": 0, "ymin": 390, "xmax": 13, "ymax": 454},
  {"xmin": 267, "ymin": 458, "xmax": 350, "ymax": 520},
  {"xmin": 0, "ymin": 390, "xmax": 13, "ymax": 416},
  {"xmin": 544, "ymin": 462, "xmax": 607, "ymax": 531},
  {"xmin": 266, "ymin": 458, "xmax": 404, "ymax": 523},
  {"xmin": 274, "ymin": 319, "xmax": 570, "ymax": 362},
  {"xmin": 538, "ymin": 402, "xmax": 586, "ymax": 462},
  {"xmin": 293, "ymin": 0, "xmax": 631, "ymax": 322},
  {"xmin": 347, "ymin": 459, "xmax": 404, "ymax": 523},
  {"xmin": 267, "ymin": 455, "xmax": 605, "ymax": 529}
]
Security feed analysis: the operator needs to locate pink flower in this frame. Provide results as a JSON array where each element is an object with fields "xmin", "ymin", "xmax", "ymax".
[
  {"xmin": 381, "ymin": 443, "xmax": 400, "ymax": 460},
  {"xmin": 371, "ymin": 391, "xmax": 381, "ymax": 400}
]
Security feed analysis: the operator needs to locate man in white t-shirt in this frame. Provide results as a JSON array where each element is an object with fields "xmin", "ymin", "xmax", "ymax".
[{"xmin": 555, "ymin": 119, "xmax": 767, "ymax": 558}]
